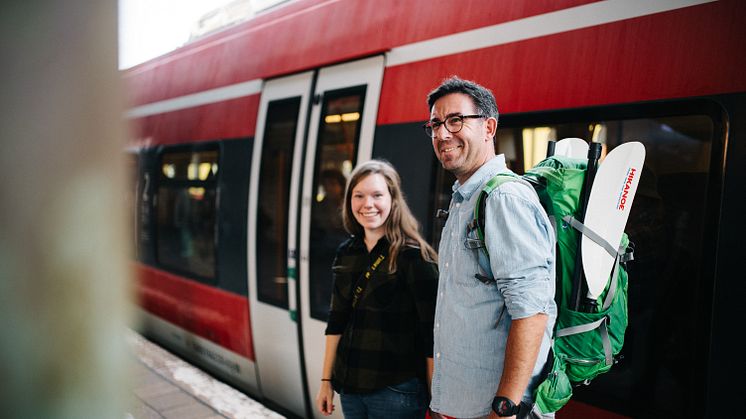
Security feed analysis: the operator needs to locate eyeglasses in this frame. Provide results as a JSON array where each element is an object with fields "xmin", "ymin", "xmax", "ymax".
[{"xmin": 423, "ymin": 114, "xmax": 486, "ymax": 138}]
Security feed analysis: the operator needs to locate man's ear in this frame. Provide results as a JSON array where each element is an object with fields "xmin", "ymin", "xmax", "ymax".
[{"xmin": 484, "ymin": 117, "xmax": 498, "ymax": 141}]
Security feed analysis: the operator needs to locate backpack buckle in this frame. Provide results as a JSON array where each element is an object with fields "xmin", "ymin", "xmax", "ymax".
[{"xmin": 464, "ymin": 238, "xmax": 484, "ymax": 249}]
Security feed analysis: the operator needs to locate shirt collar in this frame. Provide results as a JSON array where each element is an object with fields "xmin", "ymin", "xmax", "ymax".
[
  {"xmin": 452, "ymin": 154, "xmax": 508, "ymax": 202},
  {"xmin": 350, "ymin": 235, "xmax": 389, "ymax": 254}
]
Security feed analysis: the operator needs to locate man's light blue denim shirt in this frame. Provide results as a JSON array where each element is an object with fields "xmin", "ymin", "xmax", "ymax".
[{"xmin": 430, "ymin": 155, "xmax": 557, "ymax": 418}]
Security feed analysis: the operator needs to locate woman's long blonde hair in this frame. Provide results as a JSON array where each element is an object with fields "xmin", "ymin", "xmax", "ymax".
[{"xmin": 342, "ymin": 159, "xmax": 437, "ymax": 271}]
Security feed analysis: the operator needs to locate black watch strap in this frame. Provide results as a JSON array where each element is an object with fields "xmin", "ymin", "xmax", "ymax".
[{"xmin": 492, "ymin": 396, "xmax": 520, "ymax": 417}]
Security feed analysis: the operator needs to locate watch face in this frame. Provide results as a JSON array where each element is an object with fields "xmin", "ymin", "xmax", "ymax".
[
  {"xmin": 492, "ymin": 397, "xmax": 519, "ymax": 417},
  {"xmin": 497, "ymin": 399, "xmax": 511, "ymax": 415},
  {"xmin": 497, "ymin": 400, "xmax": 507, "ymax": 415}
]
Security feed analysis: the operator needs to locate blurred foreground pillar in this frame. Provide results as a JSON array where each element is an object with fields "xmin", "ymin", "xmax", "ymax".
[{"xmin": 0, "ymin": 1, "xmax": 131, "ymax": 418}]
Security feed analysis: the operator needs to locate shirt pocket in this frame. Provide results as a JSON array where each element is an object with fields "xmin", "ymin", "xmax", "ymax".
[
  {"xmin": 452, "ymin": 243, "xmax": 493, "ymax": 288},
  {"xmin": 365, "ymin": 273, "xmax": 403, "ymax": 311}
]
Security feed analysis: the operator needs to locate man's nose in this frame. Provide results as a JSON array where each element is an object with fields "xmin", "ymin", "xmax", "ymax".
[{"xmin": 433, "ymin": 123, "xmax": 452, "ymax": 141}]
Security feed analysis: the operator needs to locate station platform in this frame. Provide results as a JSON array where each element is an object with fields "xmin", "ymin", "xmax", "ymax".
[{"xmin": 126, "ymin": 330, "xmax": 285, "ymax": 419}]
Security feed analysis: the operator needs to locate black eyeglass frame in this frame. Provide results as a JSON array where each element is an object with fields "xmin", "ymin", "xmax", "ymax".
[{"xmin": 423, "ymin": 114, "xmax": 486, "ymax": 137}]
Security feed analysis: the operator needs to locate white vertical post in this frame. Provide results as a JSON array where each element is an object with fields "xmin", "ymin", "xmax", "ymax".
[{"xmin": 0, "ymin": 1, "xmax": 131, "ymax": 418}]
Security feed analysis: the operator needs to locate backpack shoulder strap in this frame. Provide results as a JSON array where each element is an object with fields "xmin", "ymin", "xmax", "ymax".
[{"xmin": 466, "ymin": 172, "xmax": 522, "ymax": 282}]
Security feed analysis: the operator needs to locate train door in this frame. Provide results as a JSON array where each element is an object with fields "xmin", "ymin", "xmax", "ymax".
[
  {"xmin": 299, "ymin": 56, "xmax": 384, "ymax": 419},
  {"xmin": 248, "ymin": 71, "xmax": 313, "ymax": 417}
]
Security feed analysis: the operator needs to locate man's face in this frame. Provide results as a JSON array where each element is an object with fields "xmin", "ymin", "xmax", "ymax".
[{"xmin": 429, "ymin": 93, "xmax": 495, "ymax": 183}]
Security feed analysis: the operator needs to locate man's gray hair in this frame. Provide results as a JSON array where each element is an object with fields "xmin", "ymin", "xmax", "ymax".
[{"xmin": 426, "ymin": 76, "xmax": 499, "ymax": 122}]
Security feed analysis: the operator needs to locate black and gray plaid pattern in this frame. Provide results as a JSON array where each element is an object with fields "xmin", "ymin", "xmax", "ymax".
[{"xmin": 325, "ymin": 237, "xmax": 438, "ymax": 394}]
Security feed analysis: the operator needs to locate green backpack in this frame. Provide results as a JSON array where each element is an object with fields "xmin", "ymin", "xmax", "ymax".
[{"xmin": 466, "ymin": 156, "xmax": 633, "ymax": 414}]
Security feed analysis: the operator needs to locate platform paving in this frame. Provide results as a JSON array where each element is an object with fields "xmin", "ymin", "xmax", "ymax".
[{"xmin": 126, "ymin": 330, "xmax": 284, "ymax": 419}]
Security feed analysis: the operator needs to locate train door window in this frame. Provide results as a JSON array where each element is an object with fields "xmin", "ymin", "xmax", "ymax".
[
  {"xmin": 127, "ymin": 152, "xmax": 138, "ymax": 258},
  {"xmin": 156, "ymin": 148, "xmax": 219, "ymax": 281},
  {"xmin": 430, "ymin": 110, "xmax": 716, "ymax": 416},
  {"xmin": 309, "ymin": 87, "xmax": 365, "ymax": 321},
  {"xmin": 136, "ymin": 149, "xmax": 157, "ymax": 265},
  {"xmin": 429, "ymin": 163, "xmax": 456, "ymax": 248},
  {"xmin": 256, "ymin": 97, "xmax": 301, "ymax": 308}
]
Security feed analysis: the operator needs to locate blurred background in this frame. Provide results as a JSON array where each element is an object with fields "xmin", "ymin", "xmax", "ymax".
[
  {"xmin": 0, "ymin": 1, "xmax": 278, "ymax": 417},
  {"xmin": 119, "ymin": 0, "xmax": 287, "ymax": 69}
]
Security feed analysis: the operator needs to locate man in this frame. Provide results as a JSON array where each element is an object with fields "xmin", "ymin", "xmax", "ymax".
[{"xmin": 426, "ymin": 77, "xmax": 556, "ymax": 419}]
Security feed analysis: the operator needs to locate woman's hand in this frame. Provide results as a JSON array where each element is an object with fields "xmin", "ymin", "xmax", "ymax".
[
  {"xmin": 316, "ymin": 381, "xmax": 336, "ymax": 416},
  {"xmin": 318, "ymin": 336, "xmax": 341, "ymax": 415}
]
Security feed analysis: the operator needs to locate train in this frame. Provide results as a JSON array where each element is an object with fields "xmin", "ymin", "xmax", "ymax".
[{"xmin": 123, "ymin": 1, "xmax": 746, "ymax": 418}]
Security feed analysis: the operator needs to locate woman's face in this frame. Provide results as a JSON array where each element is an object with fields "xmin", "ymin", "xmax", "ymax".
[{"xmin": 350, "ymin": 173, "xmax": 392, "ymax": 238}]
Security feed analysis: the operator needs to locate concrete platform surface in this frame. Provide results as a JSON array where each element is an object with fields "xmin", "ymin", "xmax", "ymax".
[{"xmin": 126, "ymin": 330, "xmax": 285, "ymax": 419}]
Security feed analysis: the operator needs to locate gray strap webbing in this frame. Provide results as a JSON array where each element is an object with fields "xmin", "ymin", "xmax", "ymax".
[
  {"xmin": 562, "ymin": 215, "xmax": 617, "ymax": 258},
  {"xmin": 602, "ymin": 258, "xmax": 620, "ymax": 310},
  {"xmin": 599, "ymin": 320, "xmax": 613, "ymax": 366},
  {"xmin": 556, "ymin": 316, "xmax": 614, "ymax": 366},
  {"xmin": 556, "ymin": 317, "xmax": 606, "ymax": 338},
  {"xmin": 563, "ymin": 215, "xmax": 629, "ymax": 309}
]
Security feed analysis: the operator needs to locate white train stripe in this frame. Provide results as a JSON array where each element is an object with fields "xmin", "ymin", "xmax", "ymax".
[
  {"xmin": 385, "ymin": 0, "xmax": 715, "ymax": 67},
  {"xmin": 125, "ymin": 0, "xmax": 713, "ymax": 118},
  {"xmin": 125, "ymin": 79, "xmax": 262, "ymax": 119}
]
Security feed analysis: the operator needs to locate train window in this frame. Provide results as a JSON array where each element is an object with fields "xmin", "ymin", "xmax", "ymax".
[
  {"xmin": 496, "ymin": 117, "xmax": 712, "ymax": 174},
  {"xmin": 431, "ymin": 111, "xmax": 715, "ymax": 417},
  {"xmin": 256, "ymin": 97, "xmax": 302, "ymax": 308},
  {"xmin": 309, "ymin": 87, "xmax": 365, "ymax": 321},
  {"xmin": 429, "ymin": 163, "xmax": 456, "ymax": 249},
  {"xmin": 127, "ymin": 152, "xmax": 138, "ymax": 259},
  {"xmin": 156, "ymin": 148, "xmax": 219, "ymax": 281}
]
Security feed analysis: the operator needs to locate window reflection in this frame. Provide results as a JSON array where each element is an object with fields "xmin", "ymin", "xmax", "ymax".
[
  {"xmin": 128, "ymin": 152, "xmax": 139, "ymax": 259},
  {"xmin": 256, "ymin": 98, "xmax": 301, "ymax": 308},
  {"xmin": 156, "ymin": 149, "xmax": 219, "ymax": 281},
  {"xmin": 309, "ymin": 87, "xmax": 365, "ymax": 321}
]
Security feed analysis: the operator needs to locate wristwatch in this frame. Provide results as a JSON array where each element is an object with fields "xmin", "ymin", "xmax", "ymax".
[{"xmin": 492, "ymin": 396, "xmax": 520, "ymax": 417}]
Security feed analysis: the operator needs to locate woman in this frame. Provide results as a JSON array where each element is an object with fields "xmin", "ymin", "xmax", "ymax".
[{"xmin": 316, "ymin": 159, "xmax": 439, "ymax": 419}]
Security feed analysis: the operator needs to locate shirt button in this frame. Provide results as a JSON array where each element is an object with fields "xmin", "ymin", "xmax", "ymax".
[
  {"xmin": 436, "ymin": 352, "xmax": 441, "ymax": 358},
  {"xmin": 445, "ymin": 262, "xmax": 449, "ymax": 268},
  {"xmin": 456, "ymin": 203, "xmax": 461, "ymax": 208},
  {"xmin": 436, "ymin": 322, "xmax": 440, "ymax": 328}
]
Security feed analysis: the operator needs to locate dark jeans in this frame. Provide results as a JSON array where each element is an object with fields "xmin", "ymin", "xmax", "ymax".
[{"xmin": 339, "ymin": 378, "xmax": 428, "ymax": 419}]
